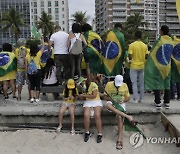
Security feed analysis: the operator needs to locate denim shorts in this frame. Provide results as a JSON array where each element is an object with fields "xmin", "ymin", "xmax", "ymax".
[{"xmin": 16, "ymin": 71, "xmax": 30, "ymax": 85}]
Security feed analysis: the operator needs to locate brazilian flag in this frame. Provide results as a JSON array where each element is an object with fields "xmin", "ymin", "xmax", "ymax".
[
  {"xmin": 101, "ymin": 28, "xmax": 125, "ymax": 76},
  {"xmin": 0, "ymin": 52, "xmax": 17, "ymax": 77},
  {"xmin": 84, "ymin": 30, "xmax": 103, "ymax": 74},
  {"xmin": 171, "ymin": 36, "xmax": 180, "ymax": 82},
  {"xmin": 112, "ymin": 101, "xmax": 146, "ymax": 139},
  {"xmin": 145, "ymin": 35, "xmax": 174, "ymax": 90}
]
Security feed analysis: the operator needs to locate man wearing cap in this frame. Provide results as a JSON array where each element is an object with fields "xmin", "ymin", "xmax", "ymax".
[{"xmin": 103, "ymin": 75, "xmax": 133, "ymax": 150}]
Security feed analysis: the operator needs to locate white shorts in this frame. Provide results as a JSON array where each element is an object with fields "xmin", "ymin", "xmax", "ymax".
[
  {"xmin": 106, "ymin": 101, "xmax": 126, "ymax": 111},
  {"xmin": 83, "ymin": 100, "xmax": 103, "ymax": 108},
  {"xmin": 62, "ymin": 102, "xmax": 75, "ymax": 107}
]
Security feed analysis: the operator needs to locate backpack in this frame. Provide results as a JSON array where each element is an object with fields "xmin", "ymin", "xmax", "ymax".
[
  {"xmin": 70, "ymin": 34, "xmax": 83, "ymax": 55},
  {"xmin": 27, "ymin": 58, "xmax": 38, "ymax": 75},
  {"xmin": 17, "ymin": 47, "xmax": 27, "ymax": 69}
]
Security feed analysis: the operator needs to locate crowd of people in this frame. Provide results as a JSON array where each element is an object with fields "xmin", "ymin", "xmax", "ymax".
[{"xmin": 0, "ymin": 22, "xmax": 180, "ymax": 150}]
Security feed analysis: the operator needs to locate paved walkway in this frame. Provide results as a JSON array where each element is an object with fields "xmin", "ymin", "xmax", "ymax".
[{"xmin": 0, "ymin": 88, "xmax": 180, "ymax": 116}]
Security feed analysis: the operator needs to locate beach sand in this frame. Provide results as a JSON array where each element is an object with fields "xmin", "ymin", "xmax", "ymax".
[{"xmin": 0, "ymin": 122, "xmax": 179, "ymax": 154}]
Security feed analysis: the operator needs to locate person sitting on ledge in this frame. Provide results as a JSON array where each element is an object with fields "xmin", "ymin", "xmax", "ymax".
[{"xmin": 56, "ymin": 79, "xmax": 78, "ymax": 135}]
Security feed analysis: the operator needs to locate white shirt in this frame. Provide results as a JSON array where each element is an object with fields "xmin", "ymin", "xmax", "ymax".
[
  {"xmin": 43, "ymin": 66, "xmax": 57, "ymax": 85},
  {"xmin": 50, "ymin": 31, "xmax": 69, "ymax": 54},
  {"xmin": 69, "ymin": 33, "xmax": 82, "ymax": 51}
]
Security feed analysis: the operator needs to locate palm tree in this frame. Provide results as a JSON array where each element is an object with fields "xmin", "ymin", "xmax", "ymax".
[
  {"xmin": 126, "ymin": 12, "xmax": 146, "ymax": 31},
  {"xmin": 36, "ymin": 11, "xmax": 54, "ymax": 37},
  {"xmin": 0, "ymin": 8, "xmax": 26, "ymax": 42},
  {"xmin": 122, "ymin": 12, "xmax": 147, "ymax": 45},
  {"xmin": 71, "ymin": 11, "xmax": 90, "ymax": 25}
]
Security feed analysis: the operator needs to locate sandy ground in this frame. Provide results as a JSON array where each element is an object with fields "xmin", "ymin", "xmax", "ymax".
[{"xmin": 0, "ymin": 123, "xmax": 179, "ymax": 154}]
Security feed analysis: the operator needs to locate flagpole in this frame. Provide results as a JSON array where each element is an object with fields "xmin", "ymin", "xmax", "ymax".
[{"xmin": 156, "ymin": 0, "xmax": 159, "ymax": 39}]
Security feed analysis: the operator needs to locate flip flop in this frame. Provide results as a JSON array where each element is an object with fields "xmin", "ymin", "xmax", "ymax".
[{"xmin": 116, "ymin": 141, "xmax": 123, "ymax": 150}]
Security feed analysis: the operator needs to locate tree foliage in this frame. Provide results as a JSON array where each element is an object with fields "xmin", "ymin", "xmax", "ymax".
[
  {"xmin": 71, "ymin": 11, "xmax": 90, "ymax": 25},
  {"xmin": 36, "ymin": 11, "xmax": 54, "ymax": 37},
  {"xmin": 0, "ymin": 8, "xmax": 26, "ymax": 42}
]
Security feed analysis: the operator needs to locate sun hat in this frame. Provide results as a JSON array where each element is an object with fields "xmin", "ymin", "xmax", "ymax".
[
  {"xmin": 67, "ymin": 79, "xmax": 75, "ymax": 89},
  {"xmin": 114, "ymin": 75, "xmax": 123, "ymax": 87},
  {"xmin": 77, "ymin": 76, "xmax": 87, "ymax": 85}
]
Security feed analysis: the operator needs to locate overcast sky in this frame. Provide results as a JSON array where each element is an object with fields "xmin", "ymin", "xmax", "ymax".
[{"xmin": 68, "ymin": 0, "xmax": 95, "ymax": 23}]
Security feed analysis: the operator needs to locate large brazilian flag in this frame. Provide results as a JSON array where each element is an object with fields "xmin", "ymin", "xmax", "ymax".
[
  {"xmin": 171, "ymin": 36, "xmax": 180, "ymax": 82},
  {"xmin": 145, "ymin": 35, "xmax": 174, "ymax": 90},
  {"xmin": 0, "ymin": 51, "xmax": 17, "ymax": 77},
  {"xmin": 101, "ymin": 28, "xmax": 125, "ymax": 76},
  {"xmin": 84, "ymin": 30, "xmax": 103, "ymax": 74}
]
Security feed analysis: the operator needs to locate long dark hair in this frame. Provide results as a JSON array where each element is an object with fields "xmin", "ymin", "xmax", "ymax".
[
  {"xmin": 64, "ymin": 84, "xmax": 77, "ymax": 98},
  {"xmin": 43, "ymin": 58, "xmax": 55, "ymax": 79},
  {"xmin": 30, "ymin": 43, "xmax": 39, "ymax": 57}
]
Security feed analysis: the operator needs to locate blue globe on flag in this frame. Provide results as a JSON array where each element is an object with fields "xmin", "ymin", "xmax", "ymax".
[
  {"xmin": 0, "ymin": 53, "xmax": 10, "ymax": 66},
  {"xmin": 156, "ymin": 44, "xmax": 174, "ymax": 65},
  {"xmin": 102, "ymin": 41, "xmax": 119, "ymax": 59},
  {"xmin": 172, "ymin": 44, "xmax": 180, "ymax": 61}
]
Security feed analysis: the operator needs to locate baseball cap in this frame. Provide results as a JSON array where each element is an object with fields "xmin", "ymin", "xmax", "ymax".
[
  {"xmin": 114, "ymin": 75, "xmax": 123, "ymax": 87},
  {"xmin": 67, "ymin": 79, "xmax": 75, "ymax": 89},
  {"xmin": 77, "ymin": 76, "xmax": 87, "ymax": 85}
]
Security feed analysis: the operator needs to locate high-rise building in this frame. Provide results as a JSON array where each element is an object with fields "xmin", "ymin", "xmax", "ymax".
[
  {"xmin": 0, "ymin": 0, "xmax": 69, "ymax": 49},
  {"xmin": 29, "ymin": 0, "xmax": 69, "ymax": 32},
  {"xmin": 95, "ymin": 0, "xmax": 180, "ymax": 39}
]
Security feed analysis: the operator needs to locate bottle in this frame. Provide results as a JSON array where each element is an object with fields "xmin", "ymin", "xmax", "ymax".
[{"xmin": 90, "ymin": 107, "xmax": 94, "ymax": 118}]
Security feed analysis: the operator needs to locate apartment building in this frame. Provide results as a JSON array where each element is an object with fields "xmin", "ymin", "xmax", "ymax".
[
  {"xmin": 0, "ymin": 0, "xmax": 69, "ymax": 49},
  {"xmin": 30, "ymin": 0, "xmax": 69, "ymax": 32},
  {"xmin": 95, "ymin": 0, "xmax": 180, "ymax": 38}
]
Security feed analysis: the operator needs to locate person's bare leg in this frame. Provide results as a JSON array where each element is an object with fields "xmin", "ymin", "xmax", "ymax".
[
  {"xmin": 106, "ymin": 103, "xmax": 133, "ymax": 122},
  {"xmin": 116, "ymin": 115, "xmax": 123, "ymax": 149},
  {"xmin": 68, "ymin": 104, "xmax": 75, "ymax": 131},
  {"xmin": 58, "ymin": 105, "xmax": 68, "ymax": 128},
  {"xmin": 17, "ymin": 85, "xmax": 22, "ymax": 100},
  {"xmin": 117, "ymin": 115, "xmax": 123, "ymax": 142},
  {"xmin": 84, "ymin": 107, "xmax": 90, "ymax": 132},
  {"xmin": 3, "ymin": 80, "xmax": 8, "ymax": 97},
  {"xmin": 36, "ymin": 91, "xmax": 40, "ymax": 99},
  {"xmin": 9, "ymin": 79, "xmax": 16, "ymax": 96},
  {"xmin": 94, "ymin": 106, "xmax": 102, "ymax": 134}
]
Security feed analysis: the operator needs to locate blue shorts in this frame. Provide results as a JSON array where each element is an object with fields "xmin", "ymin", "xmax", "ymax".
[{"xmin": 16, "ymin": 71, "xmax": 30, "ymax": 85}]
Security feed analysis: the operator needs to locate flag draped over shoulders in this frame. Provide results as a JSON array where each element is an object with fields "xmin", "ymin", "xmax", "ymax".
[
  {"xmin": 176, "ymin": 0, "xmax": 180, "ymax": 24},
  {"xmin": 171, "ymin": 36, "xmax": 180, "ymax": 82},
  {"xmin": 101, "ymin": 29, "xmax": 125, "ymax": 76},
  {"xmin": 0, "ymin": 51, "xmax": 17, "ymax": 77},
  {"xmin": 84, "ymin": 30, "xmax": 103, "ymax": 74},
  {"xmin": 144, "ymin": 35, "xmax": 174, "ymax": 90}
]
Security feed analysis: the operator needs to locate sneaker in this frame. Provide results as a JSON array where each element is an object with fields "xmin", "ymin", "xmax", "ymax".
[
  {"xmin": 84, "ymin": 132, "xmax": 92, "ymax": 142},
  {"xmin": 132, "ymin": 99, "xmax": 138, "ymax": 103},
  {"xmin": 70, "ymin": 129, "xmax": 75, "ymax": 135},
  {"xmin": 139, "ymin": 99, "xmax": 144, "ymax": 103},
  {"xmin": 97, "ymin": 134, "xmax": 102, "ymax": 143},
  {"xmin": 154, "ymin": 103, "xmax": 161, "ymax": 110},
  {"xmin": 35, "ymin": 98, "xmax": 41, "ymax": 103},
  {"xmin": 56, "ymin": 126, "xmax": 62, "ymax": 133},
  {"xmin": 30, "ymin": 98, "xmax": 34, "ymax": 103},
  {"xmin": 164, "ymin": 104, "xmax": 170, "ymax": 109},
  {"xmin": 177, "ymin": 97, "xmax": 180, "ymax": 101},
  {"xmin": 4, "ymin": 96, "xmax": 9, "ymax": 99}
]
